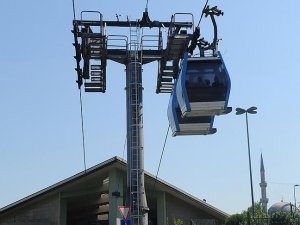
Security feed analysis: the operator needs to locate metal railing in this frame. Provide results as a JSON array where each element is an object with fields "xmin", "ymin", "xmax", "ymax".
[{"xmin": 168, "ymin": 13, "xmax": 194, "ymax": 36}]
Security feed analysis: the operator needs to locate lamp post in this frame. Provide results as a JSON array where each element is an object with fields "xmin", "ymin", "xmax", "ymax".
[
  {"xmin": 236, "ymin": 106, "xmax": 257, "ymax": 217},
  {"xmin": 294, "ymin": 184, "xmax": 299, "ymax": 212}
]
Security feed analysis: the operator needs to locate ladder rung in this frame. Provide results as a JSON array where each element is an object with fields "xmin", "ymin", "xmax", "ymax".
[
  {"xmin": 91, "ymin": 76, "xmax": 102, "ymax": 80},
  {"xmin": 162, "ymin": 71, "xmax": 173, "ymax": 75},
  {"xmin": 91, "ymin": 72, "xmax": 102, "ymax": 77},
  {"xmin": 90, "ymin": 41, "xmax": 104, "ymax": 45},
  {"xmin": 90, "ymin": 50, "xmax": 103, "ymax": 54},
  {"xmin": 161, "ymin": 76, "xmax": 173, "ymax": 80},
  {"xmin": 160, "ymin": 86, "xmax": 173, "ymax": 89},
  {"xmin": 159, "ymin": 90, "xmax": 172, "ymax": 93},
  {"xmin": 160, "ymin": 77, "xmax": 173, "ymax": 82},
  {"xmin": 90, "ymin": 45, "xmax": 104, "ymax": 50},
  {"xmin": 160, "ymin": 86, "xmax": 173, "ymax": 90},
  {"xmin": 160, "ymin": 91, "xmax": 172, "ymax": 93},
  {"xmin": 164, "ymin": 66, "xmax": 173, "ymax": 71},
  {"xmin": 84, "ymin": 82, "xmax": 102, "ymax": 88},
  {"xmin": 89, "ymin": 41, "xmax": 103, "ymax": 45},
  {"xmin": 91, "ymin": 65, "xmax": 101, "ymax": 70},
  {"xmin": 90, "ymin": 37, "xmax": 104, "ymax": 41},
  {"xmin": 91, "ymin": 77, "xmax": 103, "ymax": 82},
  {"xmin": 161, "ymin": 84, "xmax": 173, "ymax": 87},
  {"xmin": 85, "ymin": 87, "xmax": 104, "ymax": 92}
]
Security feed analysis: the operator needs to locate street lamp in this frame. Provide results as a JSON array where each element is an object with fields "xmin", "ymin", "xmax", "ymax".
[
  {"xmin": 236, "ymin": 106, "xmax": 257, "ymax": 216},
  {"xmin": 294, "ymin": 184, "xmax": 299, "ymax": 212}
]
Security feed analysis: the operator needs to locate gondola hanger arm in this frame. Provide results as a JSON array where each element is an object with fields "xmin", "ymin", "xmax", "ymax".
[{"xmin": 199, "ymin": 5, "xmax": 224, "ymax": 56}]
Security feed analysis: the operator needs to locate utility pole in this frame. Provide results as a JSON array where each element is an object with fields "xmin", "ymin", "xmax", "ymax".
[{"xmin": 236, "ymin": 107, "xmax": 258, "ymax": 216}]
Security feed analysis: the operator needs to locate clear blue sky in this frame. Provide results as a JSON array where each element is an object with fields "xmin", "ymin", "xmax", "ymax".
[{"xmin": 0, "ymin": 0, "xmax": 300, "ymax": 215}]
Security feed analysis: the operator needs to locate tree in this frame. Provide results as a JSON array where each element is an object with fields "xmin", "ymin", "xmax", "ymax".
[
  {"xmin": 269, "ymin": 212, "xmax": 294, "ymax": 225},
  {"xmin": 225, "ymin": 203, "xmax": 269, "ymax": 225},
  {"xmin": 243, "ymin": 202, "xmax": 268, "ymax": 218},
  {"xmin": 224, "ymin": 213, "xmax": 244, "ymax": 225},
  {"xmin": 242, "ymin": 203, "xmax": 268, "ymax": 225}
]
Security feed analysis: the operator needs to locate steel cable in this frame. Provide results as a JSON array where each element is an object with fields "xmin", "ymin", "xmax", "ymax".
[{"xmin": 151, "ymin": 125, "xmax": 170, "ymax": 198}]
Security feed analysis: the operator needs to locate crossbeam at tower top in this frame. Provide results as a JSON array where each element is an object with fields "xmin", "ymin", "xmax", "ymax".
[
  {"xmin": 72, "ymin": 10, "xmax": 197, "ymax": 93},
  {"xmin": 75, "ymin": 19, "xmax": 193, "ymax": 28}
]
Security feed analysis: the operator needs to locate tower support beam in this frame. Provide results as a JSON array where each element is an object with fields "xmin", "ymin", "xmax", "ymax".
[
  {"xmin": 75, "ymin": 20, "xmax": 192, "ymax": 28},
  {"xmin": 126, "ymin": 60, "xmax": 148, "ymax": 225}
]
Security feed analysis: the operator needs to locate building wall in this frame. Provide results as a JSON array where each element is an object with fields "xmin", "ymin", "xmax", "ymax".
[
  {"xmin": 165, "ymin": 193, "xmax": 215, "ymax": 225},
  {"xmin": 0, "ymin": 194, "xmax": 60, "ymax": 225}
]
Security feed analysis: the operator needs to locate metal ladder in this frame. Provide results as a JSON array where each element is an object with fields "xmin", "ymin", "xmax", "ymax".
[
  {"xmin": 83, "ymin": 33, "xmax": 106, "ymax": 92},
  {"xmin": 128, "ymin": 22, "xmax": 143, "ymax": 225}
]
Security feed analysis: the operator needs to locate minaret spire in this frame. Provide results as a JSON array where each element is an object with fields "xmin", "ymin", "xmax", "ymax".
[{"xmin": 260, "ymin": 153, "xmax": 268, "ymax": 210}]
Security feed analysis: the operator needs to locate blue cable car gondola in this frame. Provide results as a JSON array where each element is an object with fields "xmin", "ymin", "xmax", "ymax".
[
  {"xmin": 176, "ymin": 52, "xmax": 231, "ymax": 117},
  {"xmin": 168, "ymin": 83, "xmax": 217, "ymax": 136}
]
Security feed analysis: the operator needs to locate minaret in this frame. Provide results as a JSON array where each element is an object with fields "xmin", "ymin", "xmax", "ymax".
[{"xmin": 260, "ymin": 153, "xmax": 268, "ymax": 210}]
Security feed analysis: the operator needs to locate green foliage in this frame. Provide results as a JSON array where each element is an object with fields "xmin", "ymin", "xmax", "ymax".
[
  {"xmin": 225, "ymin": 203, "xmax": 269, "ymax": 225},
  {"xmin": 242, "ymin": 202, "xmax": 268, "ymax": 223},
  {"xmin": 225, "ymin": 202, "xmax": 300, "ymax": 225},
  {"xmin": 243, "ymin": 202, "xmax": 268, "ymax": 218},
  {"xmin": 173, "ymin": 218, "xmax": 183, "ymax": 225},
  {"xmin": 269, "ymin": 212, "xmax": 294, "ymax": 225},
  {"xmin": 224, "ymin": 213, "xmax": 244, "ymax": 225},
  {"xmin": 166, "ymin": 217, "xmax": 183, "ymax": 225}
]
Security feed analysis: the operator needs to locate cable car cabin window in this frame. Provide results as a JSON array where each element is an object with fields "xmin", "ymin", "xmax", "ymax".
[
  {"xmin": 185, "ymin": 60, "xmax": 228, "ymax": 102},
  {"xmin": 176, "ymin": 107, "xmax": 211, "ymax": 124}
]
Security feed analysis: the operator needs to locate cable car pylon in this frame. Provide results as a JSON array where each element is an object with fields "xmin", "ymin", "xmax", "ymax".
[{"xmin": 71, "ymin": 5, "xmax": 230, "ymax": 225}]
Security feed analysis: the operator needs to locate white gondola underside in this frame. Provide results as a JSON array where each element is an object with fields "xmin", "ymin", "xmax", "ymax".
[
  {"xmin": 172, "ymin": 123, "xmax": 212, "ymax": 136},
  {"xmin": 181, "ymin": 101, "xmax": 226, "ymax": 117}
]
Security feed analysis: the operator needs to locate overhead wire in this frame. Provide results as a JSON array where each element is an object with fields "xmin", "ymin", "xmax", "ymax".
[
  {"xmin": 71, "ymin": 0, "xmax": 87, "ymax": 173},
  {"xmin": 122, "ymin": 136, "xmax": 127, "ymax": 160},
  {"xmin": 197, "ymin": 0, "xmax": 209, "ymax": 27},
  {"xmin": 72, "ymin": 0, "xmax": 76, "ymax": 20},
  {"xmin": 115, "ymin": 136, "xmax": 127, "ymax": 194},
  {"xmin": 269, "ymin": 181, "xmax": 299, "ymax": 186},
  {"xmin": 79, "ymin": 88, "xmax": 87, "ymax": 173},
  {"xmin": 151, "ymin": 125, "xmax": 170, "ymax": 198}
]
